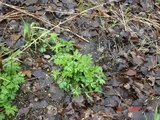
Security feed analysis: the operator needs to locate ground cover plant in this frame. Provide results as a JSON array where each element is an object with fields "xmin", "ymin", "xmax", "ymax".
[
  {"xmin": 24, "ymin": 22, "xmax": 106, "ymax": 98},
  {"xmin": 23, "ymin": 22, "xmax": 53, "ymax": 53},
  {"xmin": 0, "ymin": 0, "xmax": 160, "ymax": 119},
  {"xmin": 51, "ymin": 41, "xmax": 106, "ymax": 97},
  {"xmin": 0, "ymin": 50, "xmax": 24, "ymax": 119}
]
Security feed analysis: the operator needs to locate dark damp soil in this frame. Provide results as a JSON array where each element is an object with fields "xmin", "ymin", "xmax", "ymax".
[{"xmin": 0, "ymin": 0, "xmax": 160, "ymax": 120}]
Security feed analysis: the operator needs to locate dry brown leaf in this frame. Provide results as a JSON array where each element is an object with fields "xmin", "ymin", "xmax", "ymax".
[
  {"xmin": 11, "ymin": 33, "xmax": 21, "ymax": 41},
  {"xmin": 22, "ymin": 70, "xmax": 32, "ymax": 78},
  {"xmin": 125, "ymin": 69, "xmax": 137, "ymax": 76},
  {"xmin": 130, "ymin": 32, "xmax": 139, "ymax": 42},
  {"xmin": 148, "ymin": 76, "xmax": 155, "ymax": 86}
]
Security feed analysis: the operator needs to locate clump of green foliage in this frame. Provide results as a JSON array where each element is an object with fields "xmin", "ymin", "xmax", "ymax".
[
  {"xmin": 154, "ymin": 106, "xmax": 160, "ymax": 120},
  {"xmin": 23, "ymin": 22, "xmax": 106, "ymax": 98},
  {"xmin": 51, "ymin": 37, "xmax": 106, "ymax": 97},
  {"xmin": 24, "ymin": 22, "xmax": 52, "ymax": 53},
  {"xmin": 156, "ymin": 0, "xmax": 160, "ymax": 4},
  {"xmin": 0, "ymin": 50, "xmax": 24, "ymax": 119},
  {"xmin": 0, "ymin": 44, "xmax": 9, "ymax": 55}
]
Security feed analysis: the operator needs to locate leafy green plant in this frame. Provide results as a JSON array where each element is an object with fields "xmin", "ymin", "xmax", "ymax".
[
  {"xmin": 51, "ymin": 37, "xmax": 106, "ymax": 97},
  {"xmin": 154, "ymin": 106, "xmax": 160, "ymax": 120},
  {"xmin": 0, "ymin": 43, "xmax": 9, "ymax": 55},
  {"xmin": 23, "ymin": 22, "xmax": 53, "ymax": 53},
  {"xmin": 51, "ymin": 39, "xmax": 74, "ymax": 53},
  {"xmin": 0, "ymin": 50, "xmax": 24, "ymax": 119},
  {"xmin": 156, "ymin": 0, "xmax": 160, "ymax": 4},
  {"xmin": 144, "ymin": 105, "xmax": 160, "ymax": 120},
  {"xmin": 23, "ymin": 22, "xmax": 106, "ymax": 98}
]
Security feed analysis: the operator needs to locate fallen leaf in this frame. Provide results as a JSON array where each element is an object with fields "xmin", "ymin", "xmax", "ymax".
[
  {"xmin": 133, "ymin": 55, "xmax": 144, "ymax": 66},
  {"xmin": 124, "ymin": 83, "xmax": 131, "ymax": 89},
  {"xmin": 130, "ymin": 52, "xmax": 144, "ymax": 66},
  {"xmin": 72, "ymin": 96, "xmax": 85, "ymax": 107},
  {"xmin": 129, "ymin": 107, "xmax": 141, "ymax": 112},
  {"xmin": 125, "ymin": 69, "xmax": 137, "ymax": 76},
  {"xmin": 22, "ymin": 70, "xmax": 32, "ymax": 78},
  {"xmin": 16, "ymin": 107, "xmax": 30, "ymax": 117},
  {"xmin": 25, "ymin": 0, "xmax": 38, "ymax": 6},
  {"xmin": 130, "ymin": 32, "xmax": 139, "ymax": 42},
  {"xmin": 36, "ymin": 58, "xmax": 46, "ymax": 67},
  {"xmin": 117, "ymin": 105, "xmax": 123, "ymax": 112},
  {"xmin": 74, "ymin": 44, "xmax": 82, "ymax": 50},
  {"xmin": 148, "ymin": 76, "xmax": 155, "ymax": 86},
  {"xmin": 134, "ymin": 82, "xmax": 144, "ymax": 90},
  {"xmin": 84, "ymin": 109, "xmax": 93, "ymax": 119},
  {"xmin": 128, "ymin": 111, "xmax": 145, "ymax": 119},
  {"xmin": 11, "ymin": 33, "xmax": 21, "ymax": 41}
]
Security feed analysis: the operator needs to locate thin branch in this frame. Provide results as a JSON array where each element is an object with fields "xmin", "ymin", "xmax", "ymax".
[{"xmin": 0, "ymin": 2, "xmax": 106, "ymax": 43}]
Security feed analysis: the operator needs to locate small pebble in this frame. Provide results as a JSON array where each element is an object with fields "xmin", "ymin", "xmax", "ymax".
[
  {"xmin": 47, "ymin": 105, "xmax": 57, "ymax": 115},
  {"xmin": 48, "ymin": 93, "xmax": 51, "ymax": 97},
  {"xmin": 44, "ymin": 55, "xmax": 51, "ymax": 59},
  {"xmin": 34, "ymin": 97, "xmax": 39, "ymax": 102}
]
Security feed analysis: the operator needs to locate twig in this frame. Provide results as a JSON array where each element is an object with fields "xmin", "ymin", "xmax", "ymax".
[
  {"xmin": 0, "ymin": 1, "xmax": 98, "ymax": 42},
  {"xmin": 129, "ymin": 16, "xmax": 160, "ymax": 29},
  {"xmin": 0, "ymin": 2, "xmax": 52, "ymax": 26},
  {"xmin": 51, "ymin": 3, "xmax": 106, "ymax": 29},
  {"xmin": 0, "ymin": 1, "xmax": 106, "ymax": 50}
]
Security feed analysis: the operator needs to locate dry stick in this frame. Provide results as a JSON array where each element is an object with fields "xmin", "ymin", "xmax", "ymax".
[
  {"xmin": 0, "ymin": 2, "xmax": 53, "ymax": 27},
  {"xmin": 130, "ymin": 16, "xmax": 160, "ymax": 29},
  {"xmin": 0, "ymin": 2, "xmax": 106, "ymax": 50},
  {"xmin": 0, "ymin": 2, "xmax": 91, "ymax": 43},
  {"xmin": 1, "ymin": 2, "xmax": 105, "ymax": 42}
]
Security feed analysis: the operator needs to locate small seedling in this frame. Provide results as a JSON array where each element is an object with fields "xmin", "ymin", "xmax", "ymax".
[
  {"xmin": 154, "ymin": 105, "xmax": 160, "ymax": 120},
  {"xmin": 23, "ymin": 22, "xmax": 53, "ymax": 53}
]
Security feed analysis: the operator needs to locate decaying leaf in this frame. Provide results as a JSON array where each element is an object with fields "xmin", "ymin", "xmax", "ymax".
[
  {"xmin": 125, "ymin": 69, "xmax": 137, "ymax": 76},
  {"xmin": 22, "ymin": 70, "xmax": 32, "ymax": 78}
]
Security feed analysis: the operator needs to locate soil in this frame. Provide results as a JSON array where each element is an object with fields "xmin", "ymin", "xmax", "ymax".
[{"xmin": 0, "ymin": 0, "xmax": 160, "ymax": 120}]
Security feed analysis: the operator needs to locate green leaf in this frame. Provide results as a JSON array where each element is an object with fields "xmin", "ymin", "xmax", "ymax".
[
  {"xmin": 59, "ymin": 81, "xmax": 67, "ymax": 89},
  {"xmin": 0, "ymin": 50, "xmax": 24, "ymax": 118},
  {"xmin": 52, "ymin": 70, "xmax": 60, "ymax": 80},
  {"xmin": 50, "ymin": 33, "xmax": 58, "ymax": 41},
  {"xmin": 31, "ymin": 28, "xmax": 108, "ymax": 98},
  {"xmin": 0, "ymin": 113, "xmax": 5, "ymax": 120},
  {"xmin": 5, "ymin": 104, "xmax": 17, "ymax": 116},
  {"xmin": 72, "ymin": 86, "xmax": 81, "ymax": 96},
  {"xmin": 24, "ymin": 22, "xmax": 31, "ymax": 41}
]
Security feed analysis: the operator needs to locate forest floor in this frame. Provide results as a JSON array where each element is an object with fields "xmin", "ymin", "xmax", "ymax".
[{"xmin": 0, "ymin": 0, "xmax": 160, "ymax": 120}]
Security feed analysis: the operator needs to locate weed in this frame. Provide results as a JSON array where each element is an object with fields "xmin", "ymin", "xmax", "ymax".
[
  {"xmin": 23, "ymin": 22, "xmax": 106, "ymax": 98},
  {"xmin": 51, "ymin": 37, "xmax": 106, "ymax": 98},
  {"xmin": 156, "ymin": 0, "xmax": 160, "ymax": 4},
  {"xmin": 51, "ymin": 39, "xmax": 74, "ymax": 53},
  {"xmin": 0, "ymin": 44, "xmax": 9, "ymax": 55},
  {"xmin": 0, "ymin": 50, "xmax": 24, "ymax": 119},
  {"xmin": 23, "ymin": 22, "xmax": 53, "ymax": 53},
  {"xmin": 144, "ymin": 105, "xmax": 160, "ymax": 120},
  {"xmin": 154, "ymin": 105, "xmax": 160, "ymax": 120}
]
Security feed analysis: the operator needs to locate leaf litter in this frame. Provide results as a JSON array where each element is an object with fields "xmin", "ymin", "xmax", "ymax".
[{"xmin": 0, "ymin": 0, "xmax": 160, "ymax": 120}]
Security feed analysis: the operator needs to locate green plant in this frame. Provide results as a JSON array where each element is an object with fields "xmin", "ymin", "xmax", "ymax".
[
  {"xmin": 0, "ymin": 43, "xmax": 9, "ymax": 55},
  {"xmin": 154, "ymin": 106, "xmax": 160, "ymax": 120},
  {"xmin": 23, "ymin": 22, "xmax": 53, "ymax": 53},
  {"xmin": 51, "ymin": 39, "xmax": 74, "ymax": 53},
  {"xmin": 144, "ymin": 105, "xmax": 160, "ymax": 120},
  {"xmin": 156, "ymin": 0, "xmax": 160, "ymax": 4},
  {"xmin": 51, "ymin": 38, "xmax": 106, "ymax": 97},
  {"xmin": 23, "ymin": 22, "xmax": 106, "ymax": 98},
  {"xmin": 0, "ymin": 50, "xmax": 24, "ymax": 119}
]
